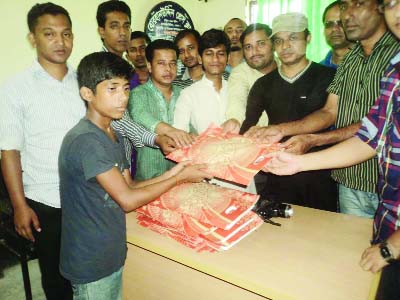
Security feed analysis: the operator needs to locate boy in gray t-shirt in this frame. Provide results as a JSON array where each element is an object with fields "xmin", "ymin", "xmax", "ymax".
[{"xmin": 59, "ymin": 52, "xmax": 211, "ymax": 300}]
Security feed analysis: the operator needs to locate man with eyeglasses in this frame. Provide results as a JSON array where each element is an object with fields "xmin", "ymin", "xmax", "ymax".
[
  {"xmin": 321, "ymin": 1, "xmax": 354, "ymax": 68},
  {"xmin": 263, "ymin": 2, "xmax": 400, "ymax": 298},
  {"xmin": 240, "ymin": 13, "xmax": 338, "ymax": 211},
  {"xmin": 245, "ymin": 0, "xmax": 400, "ymax": 219}
]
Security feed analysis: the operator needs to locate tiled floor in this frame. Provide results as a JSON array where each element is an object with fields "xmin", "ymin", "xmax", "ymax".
[{"xmin": 0, "ymin": 244, "xmax": 45, "ymax": 300}]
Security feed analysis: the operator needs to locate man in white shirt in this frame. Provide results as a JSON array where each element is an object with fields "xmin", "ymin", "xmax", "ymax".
[
  {"xmin": 174, "ymin": 29, "xmax": 256, "ymax": 193},
  {"xmin": 0, "ymin": 3, "xmax": 80, "ymax": 299},
  {"xmin": 174, "ymin": 29, "xmax": 230, "ymax": 134}
]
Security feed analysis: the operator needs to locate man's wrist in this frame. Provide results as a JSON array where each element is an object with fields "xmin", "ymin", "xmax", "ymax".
[
  {"xmin": 305, "ymin": 134, "xmax": 318, "ymax": 149},
  {"xmin": 153, "ymin": 134, "xmax": 161, "ymax": 148},
  {"xmin": 275, "ymin": 124, "xmax": 286, "ymax": 138},
  {"xmin": 386, "ymin": 240, "xmax": 400, "ymax": 260},
  {"xmin": 380, "ymin": 241, "xmax": 397, "ymax": 263}
]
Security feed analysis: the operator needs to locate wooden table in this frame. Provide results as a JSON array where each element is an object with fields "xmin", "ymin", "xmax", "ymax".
[{"xmin": 123, "ymin": 206, "xmax": 376, "ymax": 300}]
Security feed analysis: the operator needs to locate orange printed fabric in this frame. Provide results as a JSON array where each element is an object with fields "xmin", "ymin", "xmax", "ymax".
[
  {"xmin": 136, "ymin": 214, "xmax": 215, "ymax": 253},
  {"xmin": 166, "ymin": 123, "xmax": 281, "ymax": 186},
  {"xmin": 136, "ymin": 200, "xmax": 261, "ymax": 242},
  {"xmin": 137, "ymin": 213, "xmax": 263, "ymax": 252},
  {"xmin": 135, "ymin": 182, "xmax": 264, "ymax": 252},
  {"xmin": 137, "ymin": 182, "xmax": 260, "ymax": 230}
]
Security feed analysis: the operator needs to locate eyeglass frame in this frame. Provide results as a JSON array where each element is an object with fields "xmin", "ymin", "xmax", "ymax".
[{"xmin": 324, "ymin": 20, "xmax": 343, "ymax": 29}]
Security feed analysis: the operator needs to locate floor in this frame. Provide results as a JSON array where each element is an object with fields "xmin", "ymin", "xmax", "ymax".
[{"xmin": 0, "ymin": 243, "xmax": 45, "ymax": 300}]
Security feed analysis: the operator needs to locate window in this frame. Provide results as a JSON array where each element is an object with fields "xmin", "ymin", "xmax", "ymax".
[{"xmin": 245, "ymin": 0, "xmax": 333, "ymax": 62}]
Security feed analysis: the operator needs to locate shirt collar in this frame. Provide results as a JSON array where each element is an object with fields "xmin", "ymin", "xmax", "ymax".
[
  {"xmin": 278, "ymin": 60, "xmax": 313, "ymax": 84},
  {"xmin": 390, "ymin": 51, "xmax": 400, "ymax": 70},
  {"xmin": 32, "ymin": 59, "xmax": 75, "ymax": 82},
  {"xmin": 201, "ymin": 74, "xmax": 227, "ymax": 90},
  {"xmin": 181, "ymin": 67, "xmax": 191, "ymax": 80},
  {"xmin": 354, "ymin": 31, "xmax": 397, "ymax": 57},
  {"xmin": 147, "ymin": 79, "xmax": 180, "ymax": 97}
]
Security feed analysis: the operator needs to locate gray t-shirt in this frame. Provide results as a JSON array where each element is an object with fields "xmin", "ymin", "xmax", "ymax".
[{"xmin": 59, "ymin": 118, "xmax": 129, "ymax": 284}]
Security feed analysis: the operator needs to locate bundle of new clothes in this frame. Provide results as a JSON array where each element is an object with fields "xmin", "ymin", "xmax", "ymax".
[{"xmin": 135, "ymin": 124, "xmax": 280, "ymax": 252}]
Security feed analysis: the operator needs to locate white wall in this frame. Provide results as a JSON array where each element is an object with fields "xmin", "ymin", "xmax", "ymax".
[{"xmin": 0, "ymin": 0, "xmax": 245, "ymax": 84}]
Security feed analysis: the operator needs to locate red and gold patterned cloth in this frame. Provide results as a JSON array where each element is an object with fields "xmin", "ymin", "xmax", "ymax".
[
  {"xmin": 166, "ymin": 124, "xmax": 280, "ymax": 186},
  {"xmin": 136, "ymin": 182, "xmax": 264, "ymax": 252}
]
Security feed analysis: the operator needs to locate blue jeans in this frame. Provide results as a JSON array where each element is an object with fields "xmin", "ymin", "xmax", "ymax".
[
  {"xmin": 338, "ymin": 184, "xmax": 379, "ymax": 218},
  {"xmin": 72, "ymin": 267, "xmax": 123, "ymax": 300}
]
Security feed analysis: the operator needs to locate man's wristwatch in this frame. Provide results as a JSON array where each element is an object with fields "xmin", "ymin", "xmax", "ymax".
[{"xmin": 379, "ymin": 242, "xmax": 396, "ymax": 264}]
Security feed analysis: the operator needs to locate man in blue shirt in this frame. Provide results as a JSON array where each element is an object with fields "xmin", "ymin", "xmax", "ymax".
[{"xmin": 320, "ymin": 1, "xmax": 353, "ymax": 68}]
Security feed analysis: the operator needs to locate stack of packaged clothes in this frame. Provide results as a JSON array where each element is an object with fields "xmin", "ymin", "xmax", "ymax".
[
  {"xmin": 135, "ymin": 124, "xmax": 280, "ymax": 252},
  {"xmin": 136, "ymin": 183, "xmax": 262, "ymax": 252}
]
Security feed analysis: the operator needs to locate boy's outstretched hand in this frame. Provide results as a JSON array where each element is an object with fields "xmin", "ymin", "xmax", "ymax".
[
  {"xmin": 167, "ymin": 161, "xmax": 213, "ymax": 184},
  {"xmin": 176, "ymin": 163, "xmax": 213, "ymax": 184}
]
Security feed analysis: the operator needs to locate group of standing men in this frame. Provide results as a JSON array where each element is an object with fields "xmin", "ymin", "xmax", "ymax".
[
  {"xmin": 1, "ymin": 0, "xmax": 400, "ymax": 299},
  {"xmin": 262, "ymin": 1, "xmax": 400, "ymax": 299}
]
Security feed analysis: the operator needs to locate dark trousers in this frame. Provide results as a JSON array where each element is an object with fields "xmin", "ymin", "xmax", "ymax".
[
  {"xmin": 257, "ymin": 169, "xmax": 338, "ymax": 212},
  {"xmin": 376, "ymin": 261, "xmax": 400, "ymax": 300},
  {"xmin": 26, "ymin": 198, "xmax": 72, "ymax": 300}
]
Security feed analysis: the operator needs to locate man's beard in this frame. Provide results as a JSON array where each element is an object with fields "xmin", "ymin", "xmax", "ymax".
[{"xmin": 231, "ymin": 46, "xmax": 241, "ymax": 52}]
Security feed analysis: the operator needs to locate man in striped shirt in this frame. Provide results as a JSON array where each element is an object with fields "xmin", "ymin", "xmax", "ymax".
[
  {"xmin": 173, "ymin": 29, "xmax": 204, "ymax": 90},
  {"xmin": 0, "ymin": 4, "xmax": 78, "ymax": 299},
  {"xmin": 96, "ymin": 0, "xmax": 176, "ymax": 161},
  {"xmin": 245, "ymin": 0, "xmax": 400, "ymax": 218},
  {"xmin": 264, "ymin": 2, "xmax": 400, "ymax": 297}
]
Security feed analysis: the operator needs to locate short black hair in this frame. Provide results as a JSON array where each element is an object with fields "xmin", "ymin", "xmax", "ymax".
[
  {"xmin": 27, "ymin": 2, "xmax": 72, "ymax": 33},
  {"xmin": 145, "ymin": 39, "xmax": 179, "ymax": 63},
  {"xmin": 130, "ymin": 31, "xmax": 151, "ymax": 44},
  {"xmin": 322, "ymin": 1, "xmax": 340, "ymax": 23},
  {"xmin": 240, "ymin": 23, "xmax": 272, "ymax": 45},
  {"xmin": 174, "ymin": 29, "xmax": 201, "ymax": 47},
  {"xmin": 96, "ymin": 0, "xmax": 131, "ymax": 28},
  {"xmin": 77, "ymin": 52, "xmax": 132, "ymax": 93},
  {"xmin": 199, "ymin": 29, "xmax": 231, "ymax": 56}
]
